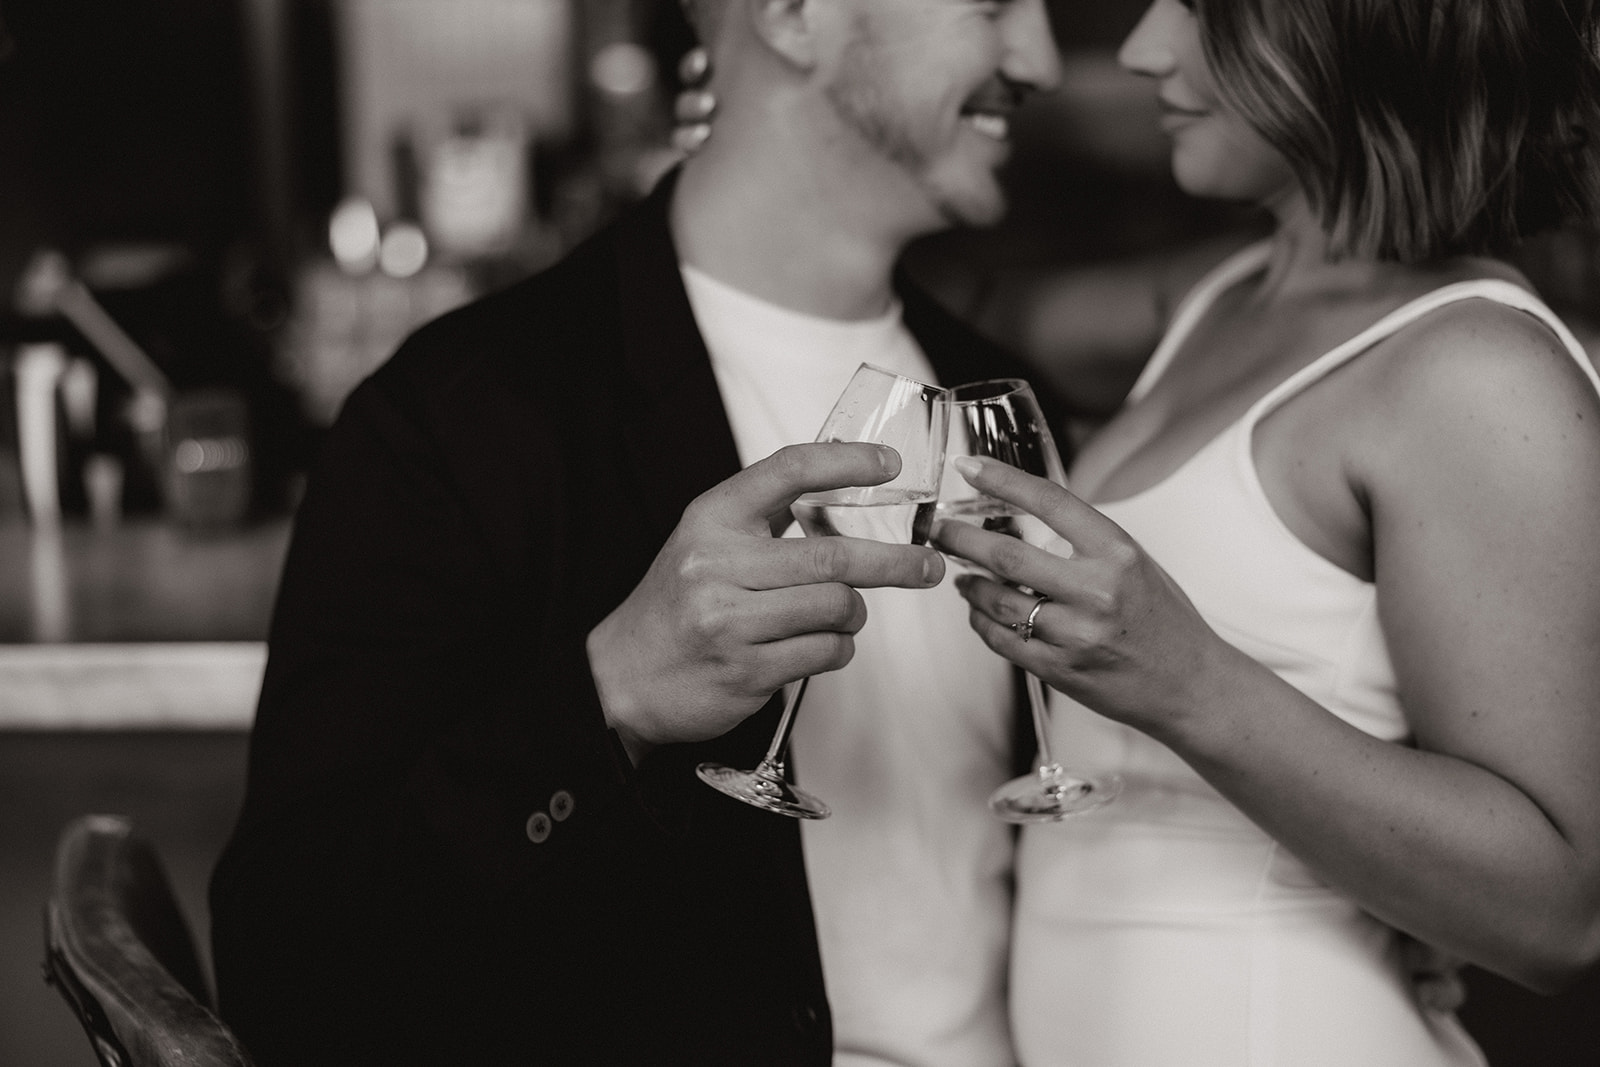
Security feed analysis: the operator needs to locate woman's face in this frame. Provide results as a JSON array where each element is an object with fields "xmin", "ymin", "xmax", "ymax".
[{"xmin": 1118, "ymin": 0, "xmax": 1297, "ymax": 206}]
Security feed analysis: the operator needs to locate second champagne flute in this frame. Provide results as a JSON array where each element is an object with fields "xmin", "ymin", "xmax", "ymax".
[
  {"xmin": 696, "ymin": 363, "xmax": 950, "ymax": 818},
  {"xmin": 941, "ymin": 378, "xmax": 1121, "ymax": 823}
]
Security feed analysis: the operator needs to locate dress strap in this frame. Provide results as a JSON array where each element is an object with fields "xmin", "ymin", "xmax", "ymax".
[
  {"xmin": 1242, "ymin": 278, "xmax": 1600, "ymax": 432},
  {"xmin": 1125, "ymin": 241, "xmax": 1272, "ymax": 405}
]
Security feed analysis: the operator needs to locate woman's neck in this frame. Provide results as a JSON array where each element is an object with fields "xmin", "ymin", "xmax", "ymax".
[{"xmin": 1251, "ymin": 195, "xmax": 1398, "ymax": 305}]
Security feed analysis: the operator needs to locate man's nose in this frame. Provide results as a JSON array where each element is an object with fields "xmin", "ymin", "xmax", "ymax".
[{"xmin": 1001, "ymin": 0, "xmax": 1065, "ymax": 94}]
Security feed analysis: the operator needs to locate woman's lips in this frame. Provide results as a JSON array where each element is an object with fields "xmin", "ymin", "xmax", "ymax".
[{"xmin": 1157, "ymin": 100, "xmax": 1208, "ymax": 130}]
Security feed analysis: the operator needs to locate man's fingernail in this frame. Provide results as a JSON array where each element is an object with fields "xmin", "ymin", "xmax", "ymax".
[
  {"xmin": 923, "ymin": 553, "xmax": 941, "ymax": 583},
  {"xmin": 952, "ymin": 456, "xmax": 982, "ymax": 479}
]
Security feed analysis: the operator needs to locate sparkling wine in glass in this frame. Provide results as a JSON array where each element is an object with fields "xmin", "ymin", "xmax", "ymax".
[
  {"xmin": 942, "ymin": 378, "xmax": 1121, "ymax": 823},
  {"xmin": 696, "ymin": 363, "xmax": 950, "ymax": 818}
]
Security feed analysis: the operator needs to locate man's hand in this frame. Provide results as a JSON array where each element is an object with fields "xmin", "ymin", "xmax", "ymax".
[{"xmin": 587, "ymin": 442, "xmax": 945, "ymax": 764}]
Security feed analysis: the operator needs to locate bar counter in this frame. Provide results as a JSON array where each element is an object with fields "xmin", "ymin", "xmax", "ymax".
[{"xmin": 0, "ymin": 516, "xmax": 290, "ymax": 728}]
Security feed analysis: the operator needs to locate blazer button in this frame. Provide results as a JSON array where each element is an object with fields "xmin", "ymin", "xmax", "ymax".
[
  {"xmin": 550, "ymin": 790, "xmax": 575, "ymax": 822},
  {"xmin": 525, "ymin": 811, "xmax": 552, "ymax": 844},
  {"xmin": 790, "ymin": 1002, "xmax": 819, "ymax": 1036}
]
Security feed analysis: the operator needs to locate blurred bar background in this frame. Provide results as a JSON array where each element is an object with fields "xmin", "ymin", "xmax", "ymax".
[{"xmin": 1, "ymin": 1, "xmax": 1595, "ymax": 1062}]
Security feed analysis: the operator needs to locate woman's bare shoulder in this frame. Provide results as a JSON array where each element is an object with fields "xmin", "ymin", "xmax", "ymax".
[
  {"xmin": 1353, "ymin": 291, "xmax": 1600, "ymax": 518},
  {"xmin": 1370, "ymin": 292, "xmax": 1598, "ymax": 430}
]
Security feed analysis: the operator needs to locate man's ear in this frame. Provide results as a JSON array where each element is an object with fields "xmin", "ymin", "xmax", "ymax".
[{"xmin": 743, "ymin": 0, "xmax": 820, "ymax": 70}]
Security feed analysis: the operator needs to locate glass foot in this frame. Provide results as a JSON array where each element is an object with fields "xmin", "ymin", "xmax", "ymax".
[
  {"xmin": 696, "ymin": 762, "xmax": 831, "ymax": 820},
  {"xmin": 989, "ymin": 766, "xmax": 1120, "ymax": 824}
]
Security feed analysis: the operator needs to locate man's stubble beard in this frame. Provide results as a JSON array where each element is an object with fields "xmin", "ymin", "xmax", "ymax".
[
  {"xmin": 820, "ymin": 12, "xmax": 1007, "ymax": 231},
  {"xmin": 823, "ymin": 13, "xmax": 932, "ymax": 176}
]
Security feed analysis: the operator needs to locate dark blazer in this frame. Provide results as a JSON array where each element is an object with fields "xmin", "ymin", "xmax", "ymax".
[{"xmin": 210, "ymin": 175, "xmax": 1041, "ymax": 1066}]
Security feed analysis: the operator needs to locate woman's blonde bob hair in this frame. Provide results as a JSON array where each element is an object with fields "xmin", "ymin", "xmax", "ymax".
[{"xmin": 1195, "ymin": 0, "xmax": 1600, "ymax": 261}]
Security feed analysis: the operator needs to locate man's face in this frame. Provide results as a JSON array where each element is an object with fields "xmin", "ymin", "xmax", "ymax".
[{"xmin": 820, "ymin": 0, "xmax": 1062, "ymax": 232}]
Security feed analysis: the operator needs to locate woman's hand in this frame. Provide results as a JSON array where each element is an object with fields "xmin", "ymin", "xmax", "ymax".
[{"xmin": 932, "ymin": 455, "xmax": 1237, "ymax": 740}]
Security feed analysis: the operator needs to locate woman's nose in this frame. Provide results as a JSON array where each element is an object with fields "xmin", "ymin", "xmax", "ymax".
[{"xmin": 1118, "ymin": 0, "xmax": 1182, "ymax": 78}]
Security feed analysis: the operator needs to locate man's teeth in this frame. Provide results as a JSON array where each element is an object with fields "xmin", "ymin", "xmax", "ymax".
[{"xmin": 966, "ymin": 112, "xmax": 1009, "ymax": 140}]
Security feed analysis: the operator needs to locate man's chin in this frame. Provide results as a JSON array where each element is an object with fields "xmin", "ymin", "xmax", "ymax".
[
  {"xmin": 941, "ymin": 188, "xmax": 1009, "ymax": 231},
  {"xmin": 893, "ymin": 174, "xmax": 1009, "ymax": 237}
]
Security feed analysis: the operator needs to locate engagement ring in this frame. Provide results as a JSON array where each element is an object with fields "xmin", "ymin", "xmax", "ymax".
[{"xmin": 1015, "ymin": 594, "xmax": 1050, "ymax": 642}]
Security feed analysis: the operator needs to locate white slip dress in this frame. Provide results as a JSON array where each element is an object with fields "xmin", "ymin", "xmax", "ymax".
[{"xmin": 1010, "ymin": 242, "xmax": 1600, "ymax": 1067}]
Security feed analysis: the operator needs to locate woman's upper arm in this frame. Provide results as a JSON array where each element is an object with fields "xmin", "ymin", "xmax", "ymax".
[{"xmin": 1368, "ymin": 304, "xmax": 1600, "ymax": 848}]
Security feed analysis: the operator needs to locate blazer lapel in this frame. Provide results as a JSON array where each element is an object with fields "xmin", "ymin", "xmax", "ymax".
[{"xmin": 611, "ymin": 174, "xmax": 745, "ymax": 549}]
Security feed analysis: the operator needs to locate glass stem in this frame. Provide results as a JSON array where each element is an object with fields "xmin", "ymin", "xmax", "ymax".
[
  {"xmin": 1025, "ymin": 671, "xmax": 1059, "ymax": 775},
  {"xmin": 757, "ymin": 676, "xmax": 810, "ymax": 778}
]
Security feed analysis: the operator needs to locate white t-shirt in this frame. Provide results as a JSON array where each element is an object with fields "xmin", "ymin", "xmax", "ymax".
[{"xmin": 682, "ymin": 264, "xmax": 1018, "ymax": 1067}]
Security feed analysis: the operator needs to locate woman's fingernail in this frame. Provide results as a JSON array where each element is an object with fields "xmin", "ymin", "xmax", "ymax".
[
  {"xmin": 952, "ymin": 455, "xmax": 982, "ymax": 479},
  {"xmin": 1043, "ymin": 534, "xmax": 1075, "ymax": 559}
]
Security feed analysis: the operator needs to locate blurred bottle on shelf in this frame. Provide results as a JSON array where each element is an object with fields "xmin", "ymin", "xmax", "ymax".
[
  {"xmin": 575, "ymin": 0, "xmax": 678, "ymax": 207},
  {"xmin": 275, "ymin": 196, "xmax": 474, "ymax": 426},
  {"xmin": 417, "ymin": 105, "xmax": 530, "ymax": 262},
  {"xmin": 164, "ymin": 387, "xmax": 252, "ymax": 529},
  {"xmin": 13, "ymin": 342, "xmax": 67, "ymax": 526}
]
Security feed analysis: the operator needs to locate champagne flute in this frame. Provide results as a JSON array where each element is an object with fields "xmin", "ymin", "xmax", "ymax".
[
  {"xmin": 696, "ymin": 363, "xmax": 950, "ymax": 818},
  {"xmin": 941, "ymin": 378, "xmax": 1120, "ymax": 823}
]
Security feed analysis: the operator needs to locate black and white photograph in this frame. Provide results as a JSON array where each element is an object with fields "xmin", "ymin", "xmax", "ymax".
[{"xmin": 3, "ymin": 1, "xmax": 1600, "ymax": 1064}]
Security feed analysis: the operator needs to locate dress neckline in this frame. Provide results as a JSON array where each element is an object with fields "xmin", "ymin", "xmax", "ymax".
[{"xmin": 1087, "ymin": 243, "xmax": 1597, "ymax": 511}]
